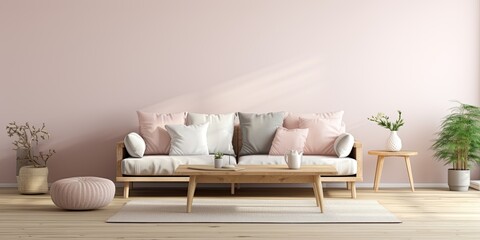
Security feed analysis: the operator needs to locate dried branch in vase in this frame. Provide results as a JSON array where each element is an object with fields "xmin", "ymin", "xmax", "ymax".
[{"xmin": 6, "ymin": 122, "xmax": 56, "ymax": 167}]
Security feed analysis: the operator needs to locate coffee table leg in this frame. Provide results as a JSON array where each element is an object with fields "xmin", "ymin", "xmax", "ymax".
[
  {"xmin": 314, "ymin": 175, "xmax": 324, "ymax": 213},
  {"xmin": 312, "ymin": 181, "xmax": 320, "ymax": 207},
  {"xmin": 186, "ymin": 176, "xmax": 197, "ymax": 213}
]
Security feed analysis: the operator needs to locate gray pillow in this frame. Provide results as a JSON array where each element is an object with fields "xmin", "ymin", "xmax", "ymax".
[
  {"xmin": 165, "ymin": 123, "xmax": 209, "ymax": 155},
  {"xmin": 124, "ymin": 132, "xmax": 146, "ymax": 158},
  {"xmin": 334, "ymin": 133, "xmax": 354, "ymax": 157},
  {"xmin": 186, "ymin": 113, "xmax": 235, "ymax": 155},
  {"xmin": 238, "ymin": 112, "xmax": 285, "ymax": 155}
]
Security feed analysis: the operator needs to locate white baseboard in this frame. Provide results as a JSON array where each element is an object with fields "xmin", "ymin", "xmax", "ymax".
[{"xmin": 0, "ymin": 183, "xmax": 17, "ymax": 188}]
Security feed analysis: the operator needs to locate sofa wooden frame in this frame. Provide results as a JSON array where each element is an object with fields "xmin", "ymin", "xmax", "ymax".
[{"xmin": 115, "ymin": 141, "xmax": 363, "ymax": 199}]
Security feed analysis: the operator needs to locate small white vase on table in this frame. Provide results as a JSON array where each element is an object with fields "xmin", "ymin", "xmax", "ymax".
[{"xmin": 368, "ymin": 111, "xmax": 405, "ymax": 152}]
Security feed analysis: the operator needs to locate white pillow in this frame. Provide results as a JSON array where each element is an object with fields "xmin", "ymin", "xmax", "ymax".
[
  {"xmin": 124, "ymin": 132, "xmax": 146, "ymax": 158},
  {"xmin": 165, "ymin": 123, "xmax": 209, "ymax": 155},
  {"xmin": 334, "ymin": 133, "xmax": 354, "ymax": 157},
  {"xmin": 186, "ymin": 113, "xmax": 235, "ymax": 155}
]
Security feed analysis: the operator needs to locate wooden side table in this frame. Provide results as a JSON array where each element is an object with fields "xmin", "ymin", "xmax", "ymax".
[{"xmin": 368, "ymin": 150, "xmax": 418, "ymax": 192}]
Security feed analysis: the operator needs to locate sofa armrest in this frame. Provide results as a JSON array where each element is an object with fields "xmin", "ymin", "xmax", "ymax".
[
  {"xmin": 348, "ymin": 141, "xmax": 363, "ymax": 180},
  {"xmin": 116, "ymin": 141, "xmax": 130, "ymax": 179}
]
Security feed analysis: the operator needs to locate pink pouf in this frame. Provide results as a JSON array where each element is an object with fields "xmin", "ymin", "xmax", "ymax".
[{"xmin": 50, "ymin": 177, "xmax": 115, "ymax": 210}]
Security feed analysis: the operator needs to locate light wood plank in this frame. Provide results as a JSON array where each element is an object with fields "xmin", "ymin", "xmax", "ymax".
[{"xmin": 1, "ymin": 187, "xmax": 480, "ymax": 239}]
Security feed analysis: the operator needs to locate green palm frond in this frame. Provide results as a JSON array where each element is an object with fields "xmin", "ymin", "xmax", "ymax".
[{"xmin": 432, "ymin": 101, "xmax": 480, "ymax": 170}]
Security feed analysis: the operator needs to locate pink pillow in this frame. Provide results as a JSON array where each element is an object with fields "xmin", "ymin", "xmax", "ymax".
[
  {"xmin": 299, "ymin": 117, "xmax": 344, "ymax": 155},
  {"xmin": 269, "ymin": 127, "xmax": 309, "ymax": 155},
  {"xmin": 137, "ymin": 111, "xmax": 185, "ymax": 154},
  {"xmin": 283, "ymin": 111, "xmax": 344, "ymax": 129}
]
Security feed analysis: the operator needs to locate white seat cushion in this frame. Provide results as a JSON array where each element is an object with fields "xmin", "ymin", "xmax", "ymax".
[
  {"xmin": 122, "ymin": 155, "xmax": 237, "ymax": 175},
  {"xmin": 237, "ymin": 155, "xmax": 357, "ymax": 175}
]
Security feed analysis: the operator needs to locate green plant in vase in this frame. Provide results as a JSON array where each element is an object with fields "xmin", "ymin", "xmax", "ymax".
[
  {"xmin": 367, "ymin": 110, "xmax": 404, "ymax": 131},
  {"xmin": 368, "ymin": 110, "xmax": 405, "ymax": 151},
  {"xmin": 214, "ymin": 152, "xmax": 224, "ymax": 160},
  {"xmin": 214, "ymin": 152, "xmax": 224, "ymax": 168}
]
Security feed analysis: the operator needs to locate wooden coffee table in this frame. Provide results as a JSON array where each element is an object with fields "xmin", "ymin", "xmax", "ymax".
[{"xmin": 175, "ymin": 165, "xmax": 337, "ymax": 213}]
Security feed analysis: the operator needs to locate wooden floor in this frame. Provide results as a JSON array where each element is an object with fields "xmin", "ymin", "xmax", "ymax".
[{"xmin": 1, "ymin": 186, "xmax": 480, "ymax": 240}]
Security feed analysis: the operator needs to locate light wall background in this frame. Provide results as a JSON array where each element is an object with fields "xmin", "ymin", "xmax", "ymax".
[{"xmin": 1, "ymin": 0, "xmax": 479, "ymax": 185}]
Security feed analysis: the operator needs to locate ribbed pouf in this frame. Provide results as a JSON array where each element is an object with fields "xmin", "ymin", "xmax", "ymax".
[{"xmin": 50, "ymin": 177, "xmax": 115, "ymax": 210}]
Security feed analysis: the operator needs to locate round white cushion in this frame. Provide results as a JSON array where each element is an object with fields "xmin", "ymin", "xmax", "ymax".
[
  {"xmin": 124, "ymin": 132, "xmax": 146, "ymax": 158},
  {"xmin": 50, "ymin": 177, "xmax": 115, "ymax": 210},
  {"xmin": 334, "ymin": 133, "xmax": 355, "ymax": 157}
]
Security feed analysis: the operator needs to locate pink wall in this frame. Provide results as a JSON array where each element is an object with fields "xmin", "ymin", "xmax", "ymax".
[{"xmin": 1, "ymin": 0, "xmax": 479, "ymax": 185}]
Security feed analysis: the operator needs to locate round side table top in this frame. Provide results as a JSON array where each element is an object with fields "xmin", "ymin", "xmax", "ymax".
[{"xmin": 368, "ymin": 150, "xmax": 418, "ymax": 156}]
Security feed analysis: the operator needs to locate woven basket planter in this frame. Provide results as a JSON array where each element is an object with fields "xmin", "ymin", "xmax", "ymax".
[{"xmin": 18, "ymin": 166, "xmax": 49, "ymax": 194}]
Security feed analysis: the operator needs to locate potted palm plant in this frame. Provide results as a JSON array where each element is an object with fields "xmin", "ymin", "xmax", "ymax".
[
  {"xmin": 6, "ymin": 122, "xmax": 56, "ymax": 194},
  {"xmin": 432, "ymin": 102, "xmax": 480, "ymax": 191}
]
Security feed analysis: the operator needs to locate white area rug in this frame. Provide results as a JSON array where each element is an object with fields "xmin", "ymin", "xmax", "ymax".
[{"xmin": 107, "ymin": 199, "xmax": 401, "ymax": 223}]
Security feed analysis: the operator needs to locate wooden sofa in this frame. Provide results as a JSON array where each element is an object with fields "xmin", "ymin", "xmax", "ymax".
[{"xmin": 116, "ymin": 126, "xmax": 363, "ymax": 198}]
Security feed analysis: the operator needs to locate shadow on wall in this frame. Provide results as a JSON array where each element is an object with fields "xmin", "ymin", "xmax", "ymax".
[
  {"xmin": 140, "ymin": 56, "xmax": 329, "ymax": 113},
  {"xmin": 25, "ymin": 56, "xmax": 332, "ymax": 183}
]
